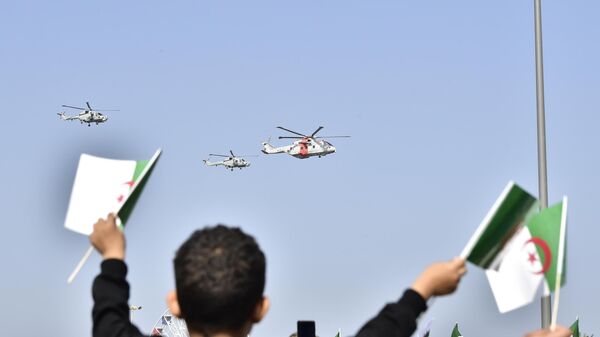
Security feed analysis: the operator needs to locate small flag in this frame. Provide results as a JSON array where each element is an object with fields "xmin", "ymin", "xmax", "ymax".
[
  {"xmin": 462, "ymin": 182, "xmax": 567, "ymax": 313},
  {"xmin": 570, "ymin": 318, "xmax": 579, "ymax": 337},
  {"xmin": 334, "ymin": 329, "xmax": 341, "ymax": 337},
  {"xmin": 63, "ymin": 149, "xmax": 161, "ymax": 235},
  {"xmin": 451, "ymin": 323, "xmax": 463, "ymax": 337}
]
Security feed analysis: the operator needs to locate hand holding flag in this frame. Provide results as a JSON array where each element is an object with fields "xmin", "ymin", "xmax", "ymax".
[
  {"xmin": 89, "ymin": 213, "xmax": 125, "ymax": 260},
  {"xmin": 411, "ymin": 258, "xmax": 467, "ymax": 300},
  {"xmin": 64, "ymin": 149, "xmax": 161, "ymax": 283}
]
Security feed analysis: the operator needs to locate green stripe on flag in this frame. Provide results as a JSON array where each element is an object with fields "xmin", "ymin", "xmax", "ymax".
[
  {"xmin": 118, "ymin": 160, "xmax": 155, "ymax": 228},
  {"xmin": 132, "ymin": 160, "xmax": 149, "ymax": 181},
  {"xmin": 526, "ymin": 201, "xmax": 566, "ymax": 290},
  {"xmin": 468, "ymin": 184, "xmax": 538, "ymax": 268}
]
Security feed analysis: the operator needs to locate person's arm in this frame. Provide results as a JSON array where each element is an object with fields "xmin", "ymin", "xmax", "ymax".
[
  {"xmin": 90, "ymin": 214, "xmax": 146, "ymax": 337},
  {"xmin": 355, "ymin": 289, "xmax": 427, "ymax": 337},
  {"xmin": 356, "ymin": 258, "xmax": 467, "ymax": 337}
]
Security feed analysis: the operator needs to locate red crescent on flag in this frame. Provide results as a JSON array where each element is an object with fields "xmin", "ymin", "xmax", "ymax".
[{"xmin": 523, "ymin": 237, "xmax": 552, "ymax": 274}]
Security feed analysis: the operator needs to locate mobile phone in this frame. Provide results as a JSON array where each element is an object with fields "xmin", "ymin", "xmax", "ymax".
[{"xmin": 297, "ymin": 320, "xmax": 316, "ymax": 337}]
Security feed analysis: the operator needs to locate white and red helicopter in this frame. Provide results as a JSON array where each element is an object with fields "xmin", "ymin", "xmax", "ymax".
[{"xmin": 262, "ymin": 126, "xmax": 350, "ymax": 159}]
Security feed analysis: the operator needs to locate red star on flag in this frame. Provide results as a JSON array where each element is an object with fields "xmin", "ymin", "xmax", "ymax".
[{"xmin": 527, "ymin": 251, "xmax": 538, "ymax": 265}]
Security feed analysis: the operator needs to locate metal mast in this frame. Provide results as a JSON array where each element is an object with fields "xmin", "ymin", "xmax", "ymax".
[{"xmin": 533, "ymin": 0, "xmax": 552, "ymax": 328}]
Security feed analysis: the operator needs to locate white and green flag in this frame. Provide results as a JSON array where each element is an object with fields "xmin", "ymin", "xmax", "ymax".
[
  {"xmin": 451, "ymin": 323, "xmax": 462, "ymax": 337},
  {"xmin": 64, "ymin": 149, "xmax": 161, "ymax": 235},
  {"xmin": 570, "ymin": 318, "xmax": 580, "ymax": 337},
  {"xmin": 462, "ymin": 181, "xmax": 567, "ymax": 313}
]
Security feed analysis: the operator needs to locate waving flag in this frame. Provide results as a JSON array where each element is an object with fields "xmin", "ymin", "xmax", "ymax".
[
  {"xmin": 462, "ymin": 182, "xmax": 567, "ymax": 313},
  {"xmin": 63, "ymin": 149, "xmax": 161, "ymax": 235}
]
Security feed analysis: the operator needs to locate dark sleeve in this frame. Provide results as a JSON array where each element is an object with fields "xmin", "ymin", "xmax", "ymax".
[
  {"xmin": 355, "ymin": 289, "xmax": 428, "ymax": 337},
  {"xmin": 92, "ymin": 259, "xmax": 147, "ymax": 337}
]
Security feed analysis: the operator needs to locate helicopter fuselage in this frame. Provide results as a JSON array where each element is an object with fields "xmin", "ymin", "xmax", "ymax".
[
  {"xmin": 58, "ymin": 111, "xmax": 108, "ymax": 125},
  {"xmin": 262, "ymin": 138, "xmax": 336, "ymax": 158},
  {"xmin": 203, "ymin": 157, "xmax": 251, "ymax": 170}
]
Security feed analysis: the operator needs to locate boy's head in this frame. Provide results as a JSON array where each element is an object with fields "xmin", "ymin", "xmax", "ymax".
[{"xmin": 167, "ymin": 225, "xmax": 269, "ymax": 336}]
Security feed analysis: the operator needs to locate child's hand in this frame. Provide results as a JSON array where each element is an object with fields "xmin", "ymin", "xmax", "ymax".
[
  {"xmin": 411, "ymin": 257, "xmax": 467, "ymax": 300},
  {"xmin": 523, "ymin": 326, "xmax": 572, "ymax": 337},
  {"xmin": 89, "ymin": 213, "xmax": 125, "ymax": 260}
]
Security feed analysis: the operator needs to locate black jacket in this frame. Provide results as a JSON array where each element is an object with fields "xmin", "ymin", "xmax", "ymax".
[
  {"xmin": 355, "ymin": 289, "xmax": 428, "ymax": 337},
  {"xmin": 92, "ymin": 259, "xmax": 427, "ymax": 337},
  {"xmin": 92, "ymin": 259, "xmax": 146, "ymax": 337}
]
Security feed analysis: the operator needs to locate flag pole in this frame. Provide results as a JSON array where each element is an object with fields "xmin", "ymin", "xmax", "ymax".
[{"xmin": 533, "ymin": 0, "xmax": 552, "ymax": 329}]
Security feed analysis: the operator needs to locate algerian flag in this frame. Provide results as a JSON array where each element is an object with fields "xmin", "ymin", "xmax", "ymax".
[
  {"xmin": 462, "ymin": 182, "xmax": 568, "ymax": 313},
  {"xmin": 334, "ymin": 329, "xmax": 341, "ymax": 337},
  {"xmin": 451, "ymin": 323, "xmax": 462, "ymax": 337},
  {"xmin": 570, "ymin": 318, "xmax": 580, "ymax": 337},
  {"xmin": 64, "ymin": 149, "xmax": 161, "ymax": 235}
]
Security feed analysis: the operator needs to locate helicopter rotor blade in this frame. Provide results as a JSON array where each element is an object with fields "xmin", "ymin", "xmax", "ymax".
[
  {"xmin": 276, "ymin": 126, "xmax": 307, "ymax": 137},
  {"xmin": 62, "ymin": 105, "xmax": 86, "ymax": 110},
  {"xmin": 315, "ymin": 136, "xmax": 351, "ymax": 138},
  {"xmin": 86, "ymin": 102, "xmax": 92, "ymax": 110},
  {"xmin": 310, "ymin": 126, "xmax": 324, "ymax": 138},
  {"xmin": 230, "ymin": 150, "xmax": 235, "ymax": 157},
  {"xmin": 278, "ymin": 136, "xmax": 303, "ymax": 139},
  {"xmin": 208, "ymin": 154, "xmax": 230, "ymax": 158}
]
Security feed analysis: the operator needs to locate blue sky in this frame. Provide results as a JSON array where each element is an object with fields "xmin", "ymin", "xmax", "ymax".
[{"xmin": 1, "ymin": 1, "xmax": 599, "ymax": 336}]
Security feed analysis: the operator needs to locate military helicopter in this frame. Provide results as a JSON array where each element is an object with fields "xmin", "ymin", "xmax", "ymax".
[
  {"xmin": 203, "ymin": 150, "xmax": 257, "ymax": 171},
  {"xmin": 261, "ymin": 126, "xmax": 350, "ymax": 159},
  {"xmin": 58, "ymin": 102, "xmax": 118, "ymax": 126}
]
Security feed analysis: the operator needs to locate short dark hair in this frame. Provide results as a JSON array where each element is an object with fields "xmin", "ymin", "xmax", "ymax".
[{"xmin": 174, "ymin": 225, "xmax": 266, "ymax": 334}]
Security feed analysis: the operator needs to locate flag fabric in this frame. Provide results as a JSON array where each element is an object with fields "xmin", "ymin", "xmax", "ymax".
[
  {"xmin": 570, "ymin": 318, "xmax": 580, "ymax": 337},
  {"xmin": 451, "ymin": 323, "xmax": 462, "ymax": 337},
  {"xmin": 461, "ymin": 181, "xmax": 539, "ymax": 268},
  {"xmin": 63, "ymin": 149, "xmax": 161, "ymax": 235},
  {"xmin": 334, "ymin": 330, "xmax": 341, "ymax": 337},
  {"xmin": 486, "ymin": 198, "xmax": 567, "ymax": 313},
  {"xmin": 462, "ymin": 182, "xmax": 568, "ymax": 313}
]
